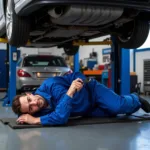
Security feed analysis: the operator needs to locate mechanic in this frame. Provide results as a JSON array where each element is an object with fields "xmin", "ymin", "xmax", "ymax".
[{"xmin": 12, "ymin": 72, "xmax": 150, "ymax": 125}]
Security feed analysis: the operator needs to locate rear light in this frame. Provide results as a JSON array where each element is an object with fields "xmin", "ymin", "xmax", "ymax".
[
  {"xmin": 64, "ymin": 70, "xmax": 73, "ymax": 76},
  {"xmin": 17, "ymin": 69, "xmax": 31, "ymax": 77}
]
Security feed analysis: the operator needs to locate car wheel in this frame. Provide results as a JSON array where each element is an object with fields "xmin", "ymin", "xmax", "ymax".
[
  {"xmin": 6, "ymin": 0, "xmax": 30, "ymax": 47},
  {"xmin": 63, "ymin": 44, "xmax": 79, "ymax": 56},
  {"xmin": 116, "ymin": 20, "xmax": 149, "ymax": 49}
]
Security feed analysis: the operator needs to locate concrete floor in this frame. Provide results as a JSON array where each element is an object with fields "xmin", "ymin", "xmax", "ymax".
[{"xmin": 0, "ymin": 92, "xmax": 150, "ymax": 150}]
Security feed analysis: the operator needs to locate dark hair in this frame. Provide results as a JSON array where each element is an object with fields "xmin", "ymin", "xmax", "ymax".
[{"xmin": 12, "ymin": 93, "xmax": 26, "ymax": 115}]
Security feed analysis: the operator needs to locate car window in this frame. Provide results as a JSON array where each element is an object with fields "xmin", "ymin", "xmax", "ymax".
[
  {"xmin": 23, "ymin": 56, "xmax": 67, "ymax": 67},
  {"xmin": 17, "ymin": 58, "xmax": 22, "ymax": 66}
]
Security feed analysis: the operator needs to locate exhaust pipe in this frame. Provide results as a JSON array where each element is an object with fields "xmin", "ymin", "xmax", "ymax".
[
  {"xmin": 48, "ymin": 7, "xmax": 64, "ymax": 18},
  {"xmin": 48, "ymin": 5, "xmax": 123, "ymax": 26}
]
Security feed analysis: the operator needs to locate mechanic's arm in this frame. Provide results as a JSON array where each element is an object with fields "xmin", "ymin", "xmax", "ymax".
[{"xmin": 17, "ymin": 78, "xmax": 83, "ymax": 125}]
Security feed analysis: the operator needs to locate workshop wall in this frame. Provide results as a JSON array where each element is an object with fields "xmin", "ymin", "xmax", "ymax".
[
  {"xmin": 134, "ymin": 32, "xmax": 150, "ymax": 93},
  {"xmin": 37, "ymin": 47, "xmax": 64, "ymax": 56},
  {"xmin": 136, "ymin": 50, "xmax": 150, "ymax": 93},
  {"xmin": 79, "ymin": 36, "xmax": 111, "ymax": 68},
  {"xmin": 130, "ymin": 50, "xmax": 134, "ymax": 72},
  {"xmin": 20, "ymin": 47, "xmax": 64, "ymax": 56},
  {"xmin": 0, "ymin": 43, "xmax": 6, "ymax": 49},
  {"xmin": 79, "ymin": 45, "xmax": 111, "ymax": 65}
]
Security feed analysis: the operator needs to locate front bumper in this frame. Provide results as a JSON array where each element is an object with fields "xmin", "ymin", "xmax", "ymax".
[{"xmin": 15, "ymin": 0, "xmax": 150, "ymax": 16}]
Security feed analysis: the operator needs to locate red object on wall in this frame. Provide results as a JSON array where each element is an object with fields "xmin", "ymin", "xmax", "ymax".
[{"xmin": 98, "ymin": 65, "xmax": 104, "ymax": 70}]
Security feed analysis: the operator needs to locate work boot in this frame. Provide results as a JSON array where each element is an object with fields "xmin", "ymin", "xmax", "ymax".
[{"xmin": 134, "ymin": 93, "xmax": 150, "ymax": 113}]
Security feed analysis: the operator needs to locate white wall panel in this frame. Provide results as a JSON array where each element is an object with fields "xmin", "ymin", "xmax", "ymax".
[
  {"xmin": 0, "ymin": 44, "xmax": 6, "ymax": 49},
  {"xmin": 136, "ymin": 51, "xmax": 150, "ymax": 92}
]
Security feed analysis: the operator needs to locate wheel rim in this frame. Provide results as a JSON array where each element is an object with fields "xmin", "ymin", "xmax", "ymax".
[
  {"xmin": 65, "ymin": 48, "xmax": 70, "ymax": 52},
  {"xmin": 6, "ymin": 1, "xmax": 13, "ymax": 40},
  {"xmin": 118, "ymin": 34, "xmax": 131, "ymax": 42},
  {"xmin": 118, "ymin": 21, "xmax": 135, "ymax": 43}
]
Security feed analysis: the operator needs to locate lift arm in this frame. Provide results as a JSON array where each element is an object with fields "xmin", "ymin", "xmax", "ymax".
[{"xmin": 73, "ymin": 40, "xmax": 112, "ymax": 46}]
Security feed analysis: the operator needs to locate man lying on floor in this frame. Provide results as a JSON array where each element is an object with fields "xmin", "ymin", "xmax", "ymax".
[{"xmin": 12, "ymin": 72, "xmax": 150, "ymax": 125}]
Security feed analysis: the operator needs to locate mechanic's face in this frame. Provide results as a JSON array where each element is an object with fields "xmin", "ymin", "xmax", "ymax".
[{"xmin": 19, "ymin": 93, "xmax": 46, "ymax": 114}]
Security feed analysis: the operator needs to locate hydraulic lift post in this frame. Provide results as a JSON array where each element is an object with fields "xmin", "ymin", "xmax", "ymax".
[
  {"xmin": 120, "ymin": 48, "xmax": 130, "ymax": 95},
  {"xmin": 3, "ymin": 45, "xmax": 17, "ymax": 106},
  {"xmin": 111, "ymin": 37, "xmax": 130, "ymax": 95},
  {"xmin": 74, "ymin": 50, "xmax": 79, "ymax": 72}
]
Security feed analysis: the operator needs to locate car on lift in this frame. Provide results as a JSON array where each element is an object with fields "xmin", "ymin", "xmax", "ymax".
[
  {"xmin": 0, "ymin": 0, "xmax": 150, "ymax": 55},
  {"xmin": 16, "ymin": 54, "xmax": 72, "ymax": 93}
]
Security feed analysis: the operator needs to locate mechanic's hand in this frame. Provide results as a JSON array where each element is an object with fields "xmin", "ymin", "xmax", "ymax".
[
  {"xmin": 17, "ymin": 114, "xmax": 41, "ymax": 125},
  {"xmin": 67, "ymin": 78, "xmax": 83, "ymax": 97}
]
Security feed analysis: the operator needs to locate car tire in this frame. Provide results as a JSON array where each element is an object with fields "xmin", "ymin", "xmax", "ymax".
[
  {"xmin": 63, "ymin": 44, "xmax": 79, "ymax": 56},
  {"xmin": 116, "ymin": 20, "xmax": 149, "ymax": 49},
  {"xmin": 6, "ymin": 0, "xmax": 30, "ymax": 47}
]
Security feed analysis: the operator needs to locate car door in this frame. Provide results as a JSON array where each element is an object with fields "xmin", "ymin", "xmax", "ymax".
[{"xmin": 0, "ymin": 0, "xmax": 6, "ymax": 36}]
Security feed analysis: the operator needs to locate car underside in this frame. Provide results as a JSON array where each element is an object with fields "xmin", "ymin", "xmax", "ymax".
[
  {"xmin": 28, "ymin": 6, "xmax": 142, "ymax": 44},
  {"xmin": 1, "ymin": 0, "xmax": 150, "ymax": 55},
  {"xmin": 26, "ymin": 4, "xmax": 150, "ymax": 49}
]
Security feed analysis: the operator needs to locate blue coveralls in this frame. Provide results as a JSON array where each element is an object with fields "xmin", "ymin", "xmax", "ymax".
[{"xmin": 34, "ymin": 72, "xmax": 141, "ymax": 125}]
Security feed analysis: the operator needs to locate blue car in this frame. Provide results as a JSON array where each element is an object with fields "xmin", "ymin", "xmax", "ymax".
[{"xmin": 0, "ymin": 0, "xmax": 150, "ymax": 55}]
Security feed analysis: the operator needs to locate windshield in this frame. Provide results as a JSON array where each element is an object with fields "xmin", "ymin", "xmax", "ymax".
[{"xmin": 23, "ymin": 56, "xmax": 67, "ymax": 67}]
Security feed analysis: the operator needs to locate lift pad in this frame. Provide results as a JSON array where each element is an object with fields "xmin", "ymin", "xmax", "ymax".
[
  {"xmin": 0, "ymin": 38, "xmax": 31, "ymax": 45},
  {"xmin": 0, "ymin": 38, "xmax": 111, "ymax": 46},
  {"xmin": 0, "ymin": 38, "xmax": 8, "ymax": 43}
]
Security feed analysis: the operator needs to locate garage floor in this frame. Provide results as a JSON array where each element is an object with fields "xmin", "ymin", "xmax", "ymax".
[{"xmin": 0, "ymin": 92, "xmax": 150, "ymax": 150}]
